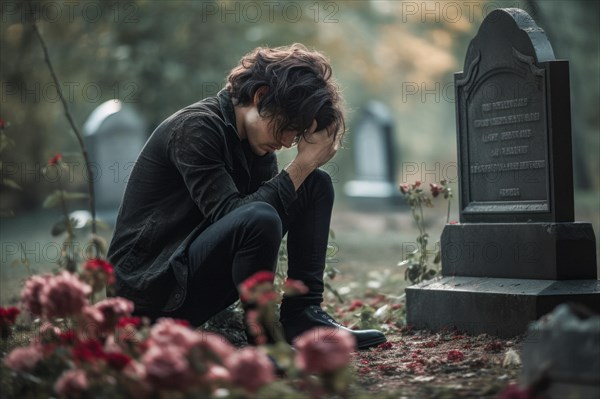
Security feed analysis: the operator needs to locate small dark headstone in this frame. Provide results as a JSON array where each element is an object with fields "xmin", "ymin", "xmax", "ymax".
[
  {"xmin": 344, "ymin": 101, "xmax": 401, "ymax": 205},
  {"xmin": 406, "ymin": 8, "xmax": 599, "ymax": 338},
  {"xmin": 84, "ymin": 100, "xmax": 147, "ymax": 213}
]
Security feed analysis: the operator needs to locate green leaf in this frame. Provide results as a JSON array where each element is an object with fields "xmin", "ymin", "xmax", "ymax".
[
  {"xmin": 2, "ymin": 178, "xmax": 22, "ymax": 190},
  {"xmin": 62, "ymin": 192, "xmax": 89, "ymax": 201},
  {"xmin": 43, "ymin": 190, "xmax": 62, "ymax": 208},
  {"xmin": 433, "ymin": 251, "xmax": 441, "ymax": 264}
]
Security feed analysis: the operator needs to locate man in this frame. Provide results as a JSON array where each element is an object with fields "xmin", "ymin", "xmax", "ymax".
[{"xmin": 107, "ymin": 44, "xmax": 386, "ymax": 349}]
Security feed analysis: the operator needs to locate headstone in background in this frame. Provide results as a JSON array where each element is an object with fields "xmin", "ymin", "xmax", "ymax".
[
  {"xmin": 84, "ymin": 100, "xmax": 147, "ymax": 214},
  {"xmin": 520, "ymin": 304, "xmax": 600, "ymax": 399},
  {"xmin": 344, "ymin": 101, "xmax": 401, "ymax": 206},
  {"xmin": 407, "ymin": 8, "xmax": 599, "ymax": 338}
]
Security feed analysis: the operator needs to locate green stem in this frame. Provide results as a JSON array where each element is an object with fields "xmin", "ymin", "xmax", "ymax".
[
  {"xmin": 30, "ymin": 20, "xmax": 98, "ymax": 256},
  {"xmin": 446, "ymin": 198, "xmax": 452, "ymax": 224}
]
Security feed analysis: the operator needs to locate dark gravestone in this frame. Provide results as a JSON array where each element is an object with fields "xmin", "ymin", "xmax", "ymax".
[
  {"xmin": 406, "ymin": 8, "xmax": 600, "ymax": 338},
  {"xmin": 344, "ymin": 101, "xmax": 401, "ymax": 205},
  {"xmin": 84, "ymin": 100, "xmax": 147, "ymax": 214}
]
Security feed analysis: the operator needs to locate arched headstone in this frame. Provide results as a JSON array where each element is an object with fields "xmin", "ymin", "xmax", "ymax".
[
  {"xmin": 84, "ymin": 100, "xmax": 147, "ymax": 213},
  {"xmin": 344, "ymin": 101, "xmax": 401, "ymax": 204}
]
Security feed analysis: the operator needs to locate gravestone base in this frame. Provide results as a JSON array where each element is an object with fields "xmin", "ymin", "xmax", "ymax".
[
  {"xmin": 442, "ymin": 222, "xmax": 597, "ymax": 280},
  {"xmin": 406, "ymin": 277, "xmax": 600, "ymax": 337}
]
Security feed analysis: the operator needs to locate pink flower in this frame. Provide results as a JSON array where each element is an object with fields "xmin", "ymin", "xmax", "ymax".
[
  {"xmin": 3, "ymin": 343, "xmax": 44, "ymax": 372},
  {"xmin": 294, "ymin": 327, "xmax": 356, "ymax": 374},
  {"xmin": 94, "ymin": 297, "xmax": 134, "ymax": 333},
  {"xmin": 399, "ymin": 183, "xmax": 410, "ymax": 194},
  {"xmin": 225, "ymin": 347, "xmax": 275, "ymax": 393},
  {"xmin": 195, "ymin": 331, "xmax": 235, "ymax": 361},
  {"xmin": 142, "ymin": 345, "xmax": 194, "ymax": 390},
  {"xmin": 283, "ymin": 279, "xmax": 309, "ymax": 296},
  {"xmin": 20, "ymin": 274, "xmax": 52, "ymax": 316},
  {"xmin": 40, "ymin": 271, "xmax": 92, "ymax": 319},
  {"xmin": 79, "ymin": 305, "xmax": 105, "ymax": 339},
  {"xmin": 54, "ymin": 369, "xmax": 88, "ymax": 397},
  {"xmin": 148, "ymin": 318, "xmax": 203, "ymax": 351},
  {"xmin": 203, "ymin": 364, "xmax": 231, "ymax": 385}
]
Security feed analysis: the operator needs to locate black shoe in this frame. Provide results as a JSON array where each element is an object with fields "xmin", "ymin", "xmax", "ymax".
[{"xmin": 280, "ymin": 305, "xmax": 387, "ymax": 350}]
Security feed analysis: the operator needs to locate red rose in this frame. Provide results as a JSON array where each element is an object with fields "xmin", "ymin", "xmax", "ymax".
[
  {"xmin": 447, "ymin": 349, "xmax": 464, "ymax": 362},
  {"xmin": 105, "ymin": 352, "xmax": 132, "ymax": 370},
  {"xmin": 430, "ymin": 183, "xmax": 442, "ymax": 197},
  {"xmin": 0, "ymin": 307, "xmax": 20, "ymax": 326},
  {"xmin": 48, "ymin": 153, "xmax": 62, "ymax": 166},
  {"xmin": 72, "ymin": 339, "xmax": 106, "ymax": 363},
  {"xmin": 116, "ymin": 316, "xmax": 141, "ymax": 329}
]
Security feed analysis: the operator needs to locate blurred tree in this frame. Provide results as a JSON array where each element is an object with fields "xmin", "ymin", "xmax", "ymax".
[{"xmin": 526, "ymin": 0, "xmax": 599, "ymax": 189}]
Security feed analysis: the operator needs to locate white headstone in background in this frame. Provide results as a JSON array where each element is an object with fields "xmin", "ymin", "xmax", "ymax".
[
  {"xmin": 344, "ymin": 101, "xmax": 400, "ymax": 202},
  {"xmin": 84, "ymin": 100, "xmax": 147, "ymax": 211}
]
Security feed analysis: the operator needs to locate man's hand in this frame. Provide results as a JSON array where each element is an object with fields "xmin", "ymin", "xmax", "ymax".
[{"xmin": 285, "ymin": 120, "xmax": 340, "ymax": 190}]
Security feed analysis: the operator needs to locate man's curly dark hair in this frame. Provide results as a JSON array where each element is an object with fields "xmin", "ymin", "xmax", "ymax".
[{"xmin": 226, "ymin": 43, "xmax": 346, "ymax": 143}]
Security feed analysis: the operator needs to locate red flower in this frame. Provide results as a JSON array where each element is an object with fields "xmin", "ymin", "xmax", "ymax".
[
  {"xmin": 430, "ymin": 183, "xmax": 442, "ymax": 197},
  {"xmin": 497, "ymin": 383, "xmax": 535, "ymax": 399},
  {"xmin": 484, "ymin": 340, "xmax": 504, "ymax": 352},
  {"xmin": 412, "ymin": 181, "xmax": 421, "ymax": 189},
  {"xmin": 0, "ymin": 307, "xmax": 20, "ymax": 326},
  {"xmin": 84, "ymin": 258, "xmax": 115, "ymax": 285},
  {"xmin": 48, "ymin": 153, "xmax": 63, "ymax": 166},
  {"xmin": 238, "ymin": 271, "xmax": 275, "ymax": 302},
  {"xmin": 447, "ymin": 349, "xmax": 465, "ymax": 362},
  {"xmin": 105, "ymin": 352, "xmax": 132, "ymax": 370},
  {"xmin": 72, "ymin": 339, "xmax": 106, "ymax": 363},
  {"xmin": 348, "ymin": 299, "xmax": 364, "ymax": 311},
  {"xmin": 58, "ymin": 330, "xmax": 78, "ymax": 345},
  {"xmin": 116, "ymin": 316, "xmax": 141, "ymax": 329}
]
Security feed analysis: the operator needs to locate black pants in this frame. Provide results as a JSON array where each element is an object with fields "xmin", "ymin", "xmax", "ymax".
[{"xmin": 149, "ymin": 169, "xmax": 334, "ymax": 326}]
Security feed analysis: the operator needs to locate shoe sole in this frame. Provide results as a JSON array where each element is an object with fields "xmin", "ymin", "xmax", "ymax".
[{"xmin": 357, "ymin": 335, "xmax": 388, "ymax": 350}]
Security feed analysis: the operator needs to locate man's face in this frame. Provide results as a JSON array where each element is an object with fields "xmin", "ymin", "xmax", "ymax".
[{"xmin": 244, "ymin": 106, "xmax": 298, "ymax": 156}]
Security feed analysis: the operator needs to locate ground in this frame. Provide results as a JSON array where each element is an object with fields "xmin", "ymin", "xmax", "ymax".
[{"xmin": 351, "ymin": 329, "xmax": 521, "ymax": 398}]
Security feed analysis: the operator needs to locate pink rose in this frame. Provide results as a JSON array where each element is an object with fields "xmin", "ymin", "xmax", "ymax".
[
  {"xmin": 54, "ymin": 369, "xmax": 88, "ymax": 397},
  {"xmin": 195, "ymin": 331, "xmax": 235, "ymax": 361},
  {"xmin": 149, "ymin": 318, "xmax": 203, "ymax": 351},
  {"xmin": 40, "ymin": 272, "xmax": 92, "ymax": 319},
  {"xmin": 20, "ymin": 274, "xmax": 52, "ymax": 316},
  {"xmin": 225, "ymin": 347, "xmax": 275, "ymax": 393},
  {"xmin": 294, "ymin": 327, "xmax": 356, "ymax": 374},
  {"xmin": 3, "ymin": 343, "xmax": 44, "ymax": 372},
  {"xmin": 94, "ymin": 297, "xmax": 134, "ymax": 333},
  {"xmin": 142, "ymin": 345, "xmax": 194, "ymax": 390}
]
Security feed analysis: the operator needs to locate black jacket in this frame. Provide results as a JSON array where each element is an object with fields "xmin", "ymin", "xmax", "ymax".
[{"xmin": 107, "ymin": 89, "xmax": 297, "ymax": 312}]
